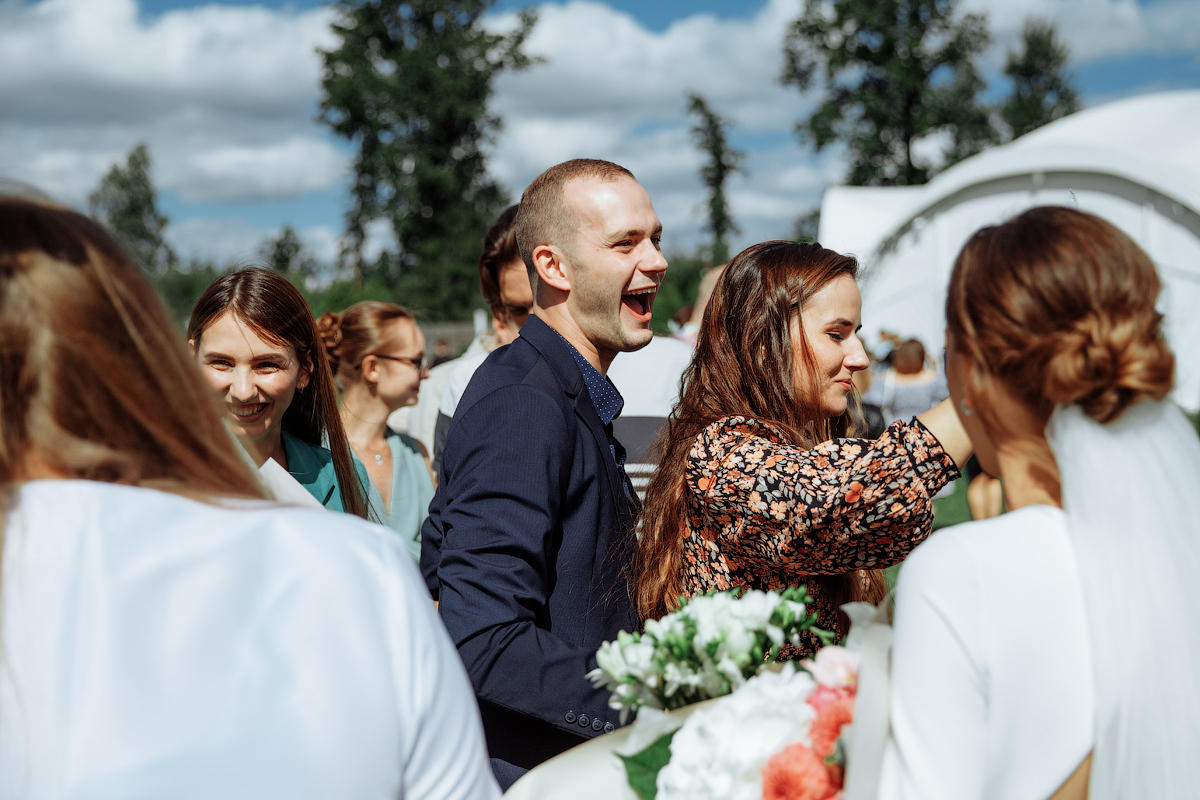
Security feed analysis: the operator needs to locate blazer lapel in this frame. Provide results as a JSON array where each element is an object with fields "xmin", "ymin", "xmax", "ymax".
[{"xmin": 519, "ymin": 318, "xmax": 630, "ymax": 522}]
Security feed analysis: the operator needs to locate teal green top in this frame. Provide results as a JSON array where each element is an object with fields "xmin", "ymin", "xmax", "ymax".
[
  {"xmin": 282, "ymin": 430, "xmax": 370, "ymax": 514},
  {"xmin": 364, "ymin": 431, "xmax": 435, "ymax": 561}
]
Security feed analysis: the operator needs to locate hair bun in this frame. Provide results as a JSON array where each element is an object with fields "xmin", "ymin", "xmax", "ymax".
[
  {"xmin": 1042, "ymin": 313, "xmax": 1174, "ymax": 423},
  {"xmin": 315, "ymin": 311, "xmax": 343, "ymax": 373}
]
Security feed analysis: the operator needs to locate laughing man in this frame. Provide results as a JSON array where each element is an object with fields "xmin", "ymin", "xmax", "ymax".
[{"xmin": 420, "ymin": 159, "xmax": 668, "ymax": 789}]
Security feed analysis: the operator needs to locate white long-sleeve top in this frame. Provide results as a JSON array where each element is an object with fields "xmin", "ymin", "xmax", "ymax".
[
  {"xmin": 0, "ymin": 480, "xmax": 499, "ymax": 800},
  {"xmin": 880, "ymin": 506, "xmax": 1093, "ymax": 800}
]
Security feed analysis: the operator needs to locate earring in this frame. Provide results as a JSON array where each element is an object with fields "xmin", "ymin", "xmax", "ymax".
[{"xmin": 959, "ymin": 397, "xmax": 975, "ymax": 417}]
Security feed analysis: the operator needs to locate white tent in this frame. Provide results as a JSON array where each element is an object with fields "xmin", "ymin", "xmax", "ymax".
[{"xmin": 818, "ymin": 90, "xmax": 1200, "ymax": 412}]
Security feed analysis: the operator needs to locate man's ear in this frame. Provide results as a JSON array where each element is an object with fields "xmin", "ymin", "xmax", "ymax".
[{"xmin": 532, "ymin": 243, "xmax": 572, "ymax": 293}]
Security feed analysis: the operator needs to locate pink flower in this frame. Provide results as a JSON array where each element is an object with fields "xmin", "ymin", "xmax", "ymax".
[
  {"xmin": 761, "ymin": 743, "xmax": 841, "ymax": 800},
  {"xmin": 806, "ymin": 684, "xmax": 854, "ymax": 713},
  {"xmin": 802, "ymin": 646, "xmax": 860, "ymax": 690},
  {"xmin": 808, "ymin": 695, "xmax": 854, "ymax": 759}
]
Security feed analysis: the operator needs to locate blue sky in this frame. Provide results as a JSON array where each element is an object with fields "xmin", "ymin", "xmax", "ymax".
[{"xmin": 3, "ymin": 0, "xmax": 1198, "ymax": 267}]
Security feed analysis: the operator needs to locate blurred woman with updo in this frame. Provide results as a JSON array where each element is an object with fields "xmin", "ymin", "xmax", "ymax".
[
  {"xmin": 881, "ymin": 207, "xmax": 1199, "ymax": 800},
  {"xmin": 317, "ymin": 303, "xmax": 434, "ymax": 560}
]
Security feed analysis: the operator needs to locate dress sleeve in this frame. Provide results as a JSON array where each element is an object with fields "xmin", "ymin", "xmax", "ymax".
[
  {"xmin": 686, "ymin": 416, "xmax": 958, "ymax": 573},
  {"xmin": 879, "ymin": 534, "xmax": 986, "ymax": 800}
]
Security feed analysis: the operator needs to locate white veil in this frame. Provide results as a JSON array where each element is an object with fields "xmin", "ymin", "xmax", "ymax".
[{"xmin": 1045, "ymin": 400, "xmax": 1200, "ymax": 799}]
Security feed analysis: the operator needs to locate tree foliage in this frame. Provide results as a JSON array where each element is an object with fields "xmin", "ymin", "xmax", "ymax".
[
  {"xmin": 1001, "ymin": 18, "xmax": 1078, "ymax": 141},
  {"xmin": 782, "ymin": 0, "xmax": 998, "ymax": 186},
  {"xmin": 793, "ymin": 208, "xmax": 820, "ymax": 243},
  {"xmin": 686, "ymin": 93, "xmax": 745, "ymax": 265},
  {"xmin": 259, "ymin": 225, "xmax": 321, "ymax": 283},
  {"xmin": 319, "ymin": 0, "xmax": 538, "ymax": 320},
  {"xmin": 88, "ymin": 143, "xmax": 176, "ymax": 272}
]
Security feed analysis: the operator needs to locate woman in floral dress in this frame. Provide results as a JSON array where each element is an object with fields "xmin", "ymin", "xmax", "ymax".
[{"xmin": 633, "ymin": 241, "xmax": 971, "ymax": 656}]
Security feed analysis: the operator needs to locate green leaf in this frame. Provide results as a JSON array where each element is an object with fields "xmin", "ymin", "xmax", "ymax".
[{"xmin": 618, "ymin": 732, "xmax": 677, "ymax": 800}]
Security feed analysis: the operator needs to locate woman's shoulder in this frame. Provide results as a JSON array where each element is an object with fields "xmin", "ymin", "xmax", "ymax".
[
  {"xmin": 13, "ymin": 479, "xmax": 406, "ymax": 582},
  {"xmin": 386, "ymin": 429, "xmax": 427, "ymax": 459},
  {"xmin": 901, "ymin": 505, "xmax": 1070, "ymax": 588},
  {"xmin": 696, "ymin": 415, "xmax": 788, "ymax": 449}
]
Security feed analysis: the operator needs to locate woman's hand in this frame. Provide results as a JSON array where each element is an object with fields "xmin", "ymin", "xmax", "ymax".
[{"xmin": 917, "ymin": 398, "xmax": 973, "ymax": 469}]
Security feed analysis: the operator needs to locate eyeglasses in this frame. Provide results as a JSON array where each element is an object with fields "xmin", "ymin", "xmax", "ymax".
[{"xmin": 366, "ymin": 353, "xmax": 427, "ymax": 371}]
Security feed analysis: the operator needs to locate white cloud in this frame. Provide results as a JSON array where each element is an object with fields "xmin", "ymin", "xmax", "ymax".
[
  {"xmin": 485, "ymin": 0, "xmax": 825, "ymax": 254},
  {"xmin": 168, "ymin": 217, "xmax": 341, "ymax": 267},
  {"xmin": 3, "ymin": 0, "xmax": 1199, "ymax": 266},
  {"xmin": 964, "ymin": 0, "xmax": 1200, "ymax": 67},
  {"xmin": 0, "ymin": 0, "xmax": 347, "ymax": 206}
]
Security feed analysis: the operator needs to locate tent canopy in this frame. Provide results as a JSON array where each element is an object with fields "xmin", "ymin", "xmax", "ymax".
[{"xmin": 819, "ymin": 90, "xmax": 1200, "ymax": 411}]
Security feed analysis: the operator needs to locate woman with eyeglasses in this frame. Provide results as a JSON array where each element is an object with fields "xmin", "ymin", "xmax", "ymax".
[
  {"xmin": 188, "ymin": 268, "xmax": 370, "ymax": 516},
  {"xmin": 317, "ymin": 303, "xmax": 435, "ymax": 560}
]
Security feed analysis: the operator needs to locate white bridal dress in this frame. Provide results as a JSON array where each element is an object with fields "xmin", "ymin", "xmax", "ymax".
[
  {"xmin": 0, "ymin": 480, "xmax": 500, "ymax": 800},
  {"xmin": 881, "ymin": 400, "xmax": 1200, "ymax": 800}
]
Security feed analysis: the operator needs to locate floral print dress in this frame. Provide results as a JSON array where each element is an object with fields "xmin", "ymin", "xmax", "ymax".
[{"xmin": 683, "ymin": 415, "xmax": 959, "ymax": 657}]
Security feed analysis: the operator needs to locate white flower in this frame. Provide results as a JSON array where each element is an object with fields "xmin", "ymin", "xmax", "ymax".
[
  {"xmin": 615, "ymin": 707, "xmax": 685, "ymax": 757},
  {"xmin": 655, "ymin": 664, "xmax": 818, "ymax": 800}
]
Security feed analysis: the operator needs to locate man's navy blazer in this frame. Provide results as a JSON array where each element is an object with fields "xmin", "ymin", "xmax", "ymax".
[{"xmin": 420, "ymin": 315, "xmax": 640, "ymax": 769}]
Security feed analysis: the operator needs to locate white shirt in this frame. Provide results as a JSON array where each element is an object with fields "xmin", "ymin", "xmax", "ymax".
[
  {"xmin": 439, "ymin": 351, "xmax": 491, "ymax": 419},
  {"xmin": 880, "ymin": 506, "xmax": 1093, "ymax": 800},
  {"xmin": 606, "ymin": 335, "xmax": 693, "ymax": 419},
  {"xmin": 0, "ymin": 480, "xmax": 500, "ymax": 800}
]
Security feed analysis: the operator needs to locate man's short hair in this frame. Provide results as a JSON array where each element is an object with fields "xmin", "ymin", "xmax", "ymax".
[{"xmin": 514, "ymin": 159, "xmax": 636, "ymax": 282}]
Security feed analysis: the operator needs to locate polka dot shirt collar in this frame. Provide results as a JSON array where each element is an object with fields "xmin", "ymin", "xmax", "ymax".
[{"xmin": 555, "ymin": 333, "xmax": 624, "ymax": 426}]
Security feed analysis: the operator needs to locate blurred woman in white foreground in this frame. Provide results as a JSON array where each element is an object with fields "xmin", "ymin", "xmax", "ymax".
[
  {"xmin": 0, "ymin": 196, "xmax": 499, "ymax": 799},
  {"xmin": 882, "ymin": 206, "xmax": 1200, "ymax": 800}
]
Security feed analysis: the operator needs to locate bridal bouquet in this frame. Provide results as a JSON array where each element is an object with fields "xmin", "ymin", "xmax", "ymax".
[
  {"xmin": 587, "ymin": 586, "xmax": 832, "ymax": 721},
  {"xmin": 588, "ymin": 587, "xmax": 863, "ymax": 800}
]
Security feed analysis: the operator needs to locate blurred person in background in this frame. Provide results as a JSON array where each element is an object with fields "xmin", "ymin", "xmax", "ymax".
[
  {"xmin": 851, "ymin": 354, "xmax": 887, "ymax": 438},
  {"xmin": 429, "ymin": 204, "xmax": 533, "ymax": 475},
  {"xmin": 672, "ymin": 262, "xmax": 725, "ymax": 348},
  {"xmin": 189, "ymin": 269, "xmax": 369, "ymax": 517},
  {"xmin": 863, "ymin": 338, "xmax": 950, "ymax": 426},
  {"xmin": 607, "ymin": 333, "xmax": 693, "ymax": 500},
  {"xmin": 0, "ymin": 196, "xmax": 499, "ymax": 799},
  {"xmin": 318, "ymin": 302, "xmax": 435, "ymax": 561}
]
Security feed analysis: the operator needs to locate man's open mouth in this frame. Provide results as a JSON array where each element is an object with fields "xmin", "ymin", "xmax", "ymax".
[{"xmin": 621, "ymin": 286, "xmax": 656, "ymax": 318}]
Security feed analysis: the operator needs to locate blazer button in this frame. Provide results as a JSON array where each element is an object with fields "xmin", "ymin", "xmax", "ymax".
[
  {"xmin": 578, "ymin": 714, "xmax": 590, "ymax": 727},
  {"xmin": 565, "ymin": 711, "xmax": 576, "ymax": 724},
  {"xmin": 604, "ymin": 722, "xmax": 615, "ymax": 733},
  {"xmin": 591, "ymin": 718, "xmax": 603, "ymax": 732}
]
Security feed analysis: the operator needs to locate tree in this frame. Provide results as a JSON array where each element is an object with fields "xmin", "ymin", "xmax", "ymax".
[
  {"xmin": 89, "ymin": 143, "xmax": 176, "ymax": 272},
  {"xmin": 793, "ymin": 208, "xmax": 820, "ymax": 243},
  {"xmin": 1001, "ymin": 18, "xmax": 1078, "ymax": 141},
  {"xmin": 687, "ymin": 93, "xmax": 745, "ymax": 265},
  {"xmin": 782, "ymin": 0, "xmax": 998, "ymax": 186},
  {"xmin": 259, "ymin": 225, "xmax": 321, "ymax": 283},
  {"xmin": 319, "ymin": 0, "xmax": 538, "ymax": 320}
]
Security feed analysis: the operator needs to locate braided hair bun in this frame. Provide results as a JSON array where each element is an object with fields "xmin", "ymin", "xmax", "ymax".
[
  {"xmin": 946, "ymin": 206, "xmax": 1174, "ymax": 425},
  {"xmin": 315, "ymin": 311, "xmax": 344, "ymax": 374}
]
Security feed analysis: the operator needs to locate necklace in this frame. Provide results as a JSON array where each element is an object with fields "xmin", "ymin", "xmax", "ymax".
[{"xmin": 353, "ymin": 439, "xmax": 389, "ymax": 466}]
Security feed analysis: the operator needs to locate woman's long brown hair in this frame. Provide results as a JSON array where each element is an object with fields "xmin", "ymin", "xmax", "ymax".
[
  {"xmin": 633, "ymin": 241, "xmax": 885, "ymax": 626},
  {"xmin": 0, "ymin": 197, "xmax": 264, "ymax": 500},
  {"xmin": 187, "ymin": 269, "xmax": 369, "ymax": 518}
]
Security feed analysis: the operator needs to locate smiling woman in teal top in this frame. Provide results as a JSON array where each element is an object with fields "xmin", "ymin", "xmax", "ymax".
[{"xmin": 188, "ymin": 269, "xmax": 370, "ymax": 517}]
